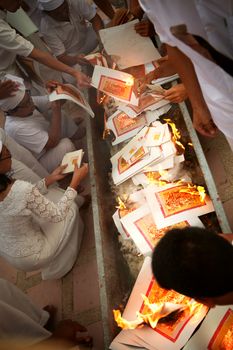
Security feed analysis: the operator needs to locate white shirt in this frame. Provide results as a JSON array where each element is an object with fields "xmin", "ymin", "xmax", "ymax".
[
  {"xmin": 40, "ymin": 0, "xmax": 97, "ymax": 56},
  {"xmin": 0, "ymin": 10, "xmax": 34, "ymax": 77},
  {"xmin": 139, "ymin": 0, "xmax": 233, "ymax": 140}
]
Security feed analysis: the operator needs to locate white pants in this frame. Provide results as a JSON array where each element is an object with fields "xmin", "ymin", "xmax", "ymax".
[
  {"xmin": 0, "ymin": 279, "xmax": 51, "ymax": 345},
  {"xmin": 0, "ymin": 128, "xmax": 49, "ymax": 179},
  {"xmin": 39, "ymin": 138, "xmax": 76, "ymax": 173}
]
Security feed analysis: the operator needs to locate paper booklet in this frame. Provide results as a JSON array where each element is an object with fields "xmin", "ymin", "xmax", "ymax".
[
  {"xmin": 144, "ymin": 183, "xmax": 214, "ymax": 229},
  {"xmin": 49, "ymin": 83, "xmax": 95, "ymax": 118},
  {"xmin": 61, "ymin": 149, "xmax": 84, "ymax": 174},
  {"xmin": 110, "ymin": 257, "xmax": 208, "ymax": 350},
  {"xmin": 99, "ymin": 20, "xmax": 161, "ymax": 70},
  {"xmin": 183, "ymin": 305, "xmax": 233, "ymax": 349},
  {"xmin": 120, "ymin": 203, "xmax": 205, "ymax": 256},
  {"xmin": 91, "ymin": 66, "xmax": 139, "ymax": 105}
]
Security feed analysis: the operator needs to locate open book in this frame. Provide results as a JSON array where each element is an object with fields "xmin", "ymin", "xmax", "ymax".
[
  {"xmin": 61, "ymin": 149, "xmax": 84, "ymax": 174},
  {"xmin": 49, "ymin": 83, "xmax": 95, "ymax": 118}
]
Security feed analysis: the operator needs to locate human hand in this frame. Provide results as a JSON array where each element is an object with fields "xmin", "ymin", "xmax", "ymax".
[
  {"xmin": 45, "ymin": 80, "xmax": 61, "ymax": 93},
  {"xmin": 45, "ymin": 165, "xmax": 68, "ymax": 186},
  {"xmin": 163, "ymin": 84, "xmax": 188, "ymax": 103},
  {"xmin": 192, "ymin": 107, "xmax": 218, "ymax": 137},
  {"xmin": 53, "ymin": 319, "xmax": 92, "ymax": 346},
  {"xmin": 75, "ymin": 54, "xmax": 92, "ymax": 66},
  {"xmin": 134, "ymin": 20, "xmax": 155, "ymax": 37},
  {"xmin": 0, "ymin": 80, "xmax": 19, "ymax": 99},
  {"xmin": 70, "ymin": 163, "xmax": 89, "ymax": 189},
  {"xmin": 73, "ymin": 71, "xmax": 91, "ymax": 88}
]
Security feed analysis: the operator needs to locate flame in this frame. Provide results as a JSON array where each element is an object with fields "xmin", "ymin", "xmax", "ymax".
[
  {"xmin": 116, "ymin": 196, "xmax": 127, "ymax": 210},
  {"xmin": 145, "ymin": 171, "xmax": 167, "ymax": 186},
  {"xmin": 188, "ymin": 142, "xmax": 193, "ymax": 147},
  {"xmin": 164, "ymin": 118, "xmax": 185, "ymax": 151},
  {"xmin": 113, "ymin": 309, "xmax": 143, "ymax": 330},
  {"xmin": 179, "ymin": 184, "xmax": 206, "ymax": 202},
  {"xmin": 125, "ymin": 76, "xmax": 134, "ymax": 87}
]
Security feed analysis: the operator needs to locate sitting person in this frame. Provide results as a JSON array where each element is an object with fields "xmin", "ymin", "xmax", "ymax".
[
  {"xmin": 2, "ymin": 75, "xmax": 84, "ymax": 173},
  {"xmin": 38, "ymin": 0, "xmax": 104, "ymax": 83},
  {"xmin": 152, "ymin": 227, "xmax": 233, "ymax": 306},
  {"xmin": 0, "ymin": 141, "xmax": 88, "ymax": 280}
]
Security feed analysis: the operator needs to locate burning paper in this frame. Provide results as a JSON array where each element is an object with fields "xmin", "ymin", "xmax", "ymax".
[
  {"xmin": 144, "ymin": 182, "xmax": 214, "ymax": 229},
  {"xmin": 91, "ymin": 66, "xmax": 138, "ymax": 105},
  {"xmin": 111, "ymin": 257, "xmax": 208, "ymax": 350},
  {"xmin": 49, "ymin": 83, "xmax": 94, "ymax": 118},
  {"xmin": 61, "ymin": 149, "xmax": 84, "ymax": 174},
  {"xmin": 183, "ymin": 305, "xmax": 233, "ymax": 350},
  {"xmin": 120, "ymin": 204, "xmax": 205, "ymax": 256},
  {"xmin": 99, "ymin": 20, "xmax": 161, "ymax": 69},
  {"xmin": 118, "ymin": 92, "xmax": 169, "ymax": 118}
]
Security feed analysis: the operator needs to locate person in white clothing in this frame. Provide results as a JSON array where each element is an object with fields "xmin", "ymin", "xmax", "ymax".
[
  {"xmin": 0, "ymin": 278, "xmax": 91, "ymax": 348},
  {"xmin": 0, "ymin": 0, "xmax": 90, "ymax": 86},
  {"xmin": 139, "ymin": 0, "xmax": 233, "ymax": 149},
  {"xmin": 0, "ymin": 141, "xmax": 88, "ymax": 280},
  {"xmin": 39, "ymin": 0, "xmax": 104, "ymax": 83},
  {"xmin": 2, "ymin": 75, "xmax": 81, "ymax": 173}
]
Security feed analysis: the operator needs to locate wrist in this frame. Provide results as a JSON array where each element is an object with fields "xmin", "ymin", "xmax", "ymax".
[{"xmin": 45, "ymin": 175, "xmax": 54, "ymax": 187}]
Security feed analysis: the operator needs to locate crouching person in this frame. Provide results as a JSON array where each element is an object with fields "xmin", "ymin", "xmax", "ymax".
[
  {"xmin": 0, "ymin": 141, "xmax": 89, "ymax": 280},
  {"xmin": 2, "ymin": 75, "xmax": 82, "ymax": 173},
  {"xmin": 152, "ymin": 227, "xmax": 233, "ymax": 307}
]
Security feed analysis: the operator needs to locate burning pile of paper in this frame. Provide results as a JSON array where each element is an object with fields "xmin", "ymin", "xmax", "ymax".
[
  {"xmin": 111, "ymin": 122, "xmax": 178, "ymax": 185},
  {"xmin": 110, "ymin": 257, "xmax": 208, "ymax": 350}
]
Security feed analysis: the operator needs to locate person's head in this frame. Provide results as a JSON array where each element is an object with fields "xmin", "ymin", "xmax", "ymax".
[
  {"xmin": 0, "ymin": 74, "xmax": 35, "ymax": 118},
  {"xmin": 0, "ymin": 142, "xmax": 12, "ymax": 191},
  {"xmin": 0, "ymin": 0, "xmax": 22, "ymax": 12},
  {"xmin": 39, "ymin": 0, "xmax": 69, "ymax": 22},
  {"xmin": 152, "ymin": 227, "xmax": 233, "ymax": 306}
]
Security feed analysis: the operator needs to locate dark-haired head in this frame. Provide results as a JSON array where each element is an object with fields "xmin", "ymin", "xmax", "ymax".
[
  {"xmin": 0, "ymin": 173, "xmax": 12, "ymax": 192},
  {"xmin": 152, "ymin": 227, "xmax": 233, "ymax": 305}
]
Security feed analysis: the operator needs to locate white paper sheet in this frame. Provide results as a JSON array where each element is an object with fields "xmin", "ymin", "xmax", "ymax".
[
  {"xmin": 144, "ymin": 183, "xmax": 214, "ymax": 229},
  {"xmin": 99, "ymin": 20, "xmax": 161, "ymax": 69},
  {"xmin": 49, "ymin": 83, "xmax": 94, "ymax": 118},
  {"xmin": 183, "ymin": 305, "xmax": 233, "ymax": 349},
  {"xmin": 92, "ymin": 66, "xmax": 138, "ymax": 105}
]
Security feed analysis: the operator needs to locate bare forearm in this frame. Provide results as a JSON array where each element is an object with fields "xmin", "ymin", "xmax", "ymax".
[
  {"xmin": 93, "ymin": 0, "xmax": 114, "ymax": 19},
  {"xmin": 166, "ymin": 44, "xmax": 207, "ymax": 111},
  {"xmin": 91, "ymin": 14, "xmax": 104, "ymax": 34},
  {"xmin": 45, "ymin": 106, "xmax": 62, "ymax": 149}
]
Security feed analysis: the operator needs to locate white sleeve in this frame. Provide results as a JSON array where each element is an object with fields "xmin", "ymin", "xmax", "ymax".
[
  {"xmin": 26, "ymin": 185, "xmax": 77, "ymax": 222},
  {"xmin": 0, "ymin": 19, "xmax": 34, "ymax": 56}
]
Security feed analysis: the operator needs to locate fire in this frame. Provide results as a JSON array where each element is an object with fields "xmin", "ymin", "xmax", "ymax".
[
  {"xmin": 145, "ymin": 171, "xmax": 167, "ymax": 186},
  {"xmin": 188, "ymin": 142, "xmax": 193, "ymax": 147},
  {"xmin": 179, "ymin": 184, "xmax": 206, "ymax": 202},
  {"xmin": 164, "ymin": 118, "xmax": 185, "ymax": 151},
  {"xmin": 116, "ymin": 196, "xmax": 127, "ymax": 210},
  {"xmin": 113, "ymin": 309, "xmax": 143, "ymax": 330},
  {"xmin": 125, "ymin": 76, "xmax": 134, "ymax": 87}
]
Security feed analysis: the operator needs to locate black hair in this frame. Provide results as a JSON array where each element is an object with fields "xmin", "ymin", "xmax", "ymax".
[
  {"xmin": 0, "ymin": 174, "xmax": 12, "ymax": 193},
  {"xmin": 152, "ymin": 227, "xmax": 233, "ymax": 298}
]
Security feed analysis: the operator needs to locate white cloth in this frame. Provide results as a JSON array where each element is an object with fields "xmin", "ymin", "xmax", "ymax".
[
  {"xmin": 0, "ymin": 279, "xmax": 51, "ymax": 344},
  {"xmin": 24, "ymin": 0, "xmax": 43, "ymax": 28},
  {"xmin": 0, "ymin": 179, "xmax": 84, "ymax": 280},
  {"xmin": 40, "ymin": 0, "xmax": 98, "ymax": 57},
  {"xmin": 38, "ymin": 0, "xmax": 64, "ymax": 11},
  {"xmin": 4, "ymin": 96, "xmax": 78, "ymax": 172},
  {"xmin": 139, "ymin": 0, "xmax": 233, "ymax": 143},
  {"xmin": 0, "ymin": 74, "xmax": 25, "ymax": 112},
  {"xmin": 0, "ymin": 128, "xmax": 49, "ymax": 179},
  {"xmin": 0, "ymin": 10, "xmax": 34, "ymax": 78}
]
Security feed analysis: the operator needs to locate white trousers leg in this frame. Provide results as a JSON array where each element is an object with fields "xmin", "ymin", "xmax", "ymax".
[{"xmin": 39, "ymin": 138, "xmax": 76, "ymax": 173}]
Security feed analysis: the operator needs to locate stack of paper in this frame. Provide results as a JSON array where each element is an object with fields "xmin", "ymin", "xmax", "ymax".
[
  {"xmin": 110, "ymin": 257, "xmax": 208, "ymax": 350},
  {"xmin": 106, "ymin": 106, "xmax": 171, "ymax": 146},
  {"xmin": 61, "ymin": 149, "xmax": 84, "ymax": 174},
  {"xmin": 111, "ymin": 123, "xmax": 177, "ymax": 185}
]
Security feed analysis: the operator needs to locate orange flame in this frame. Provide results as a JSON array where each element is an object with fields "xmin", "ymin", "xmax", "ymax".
[
  {"xmin": 164, "ymin": 118, "xmax": 185, "ymax": 151},
  {"xmin": 145, "ymin": 171, "xmax": 167, "ymax": 186},
  {"xmin": 125, "ymin": 76, "xmax": 134, "ymax": 87},
  {"xmin": 179, "ymin": 183, "xmax": 206, "ymax": 202},
  {"xmin": 116, "ymin": 196, "xmax": 128, "ymax": 210}
]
